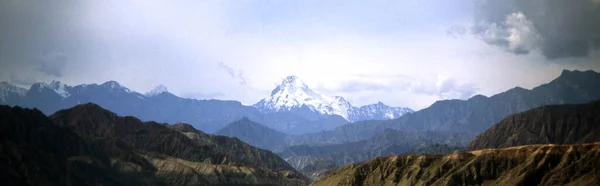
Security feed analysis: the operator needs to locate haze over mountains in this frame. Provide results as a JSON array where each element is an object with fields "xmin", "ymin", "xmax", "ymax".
[{"xmin": 0, "ymin": 75, "xmax": 412, "ymax": 134}]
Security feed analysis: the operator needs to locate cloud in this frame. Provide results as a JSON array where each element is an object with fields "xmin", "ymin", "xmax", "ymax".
[
  {"xmin": 474, "ymin": 12, "xmax": 541, "ymax": 54},
  {"xmin": 335, "ymin": 80, "xmax": 390, "ymax": 93},
  {"xmin": 217, "ymin": 62, "xmax": 247, "ymax": 85},
  {"xmin": 446, "ymin": 25, "xmax": 467, "ymax": 39},
  {"xmin": 35, "ymin": 52, "xmax": 68, "ymax": 77},
  {"xmin": 411, "ymin": 77, "xmax": 478, "ymax": 100},
  {"xmin": 9, "ymin": 72, "xmax": 41, "ymax": 86},
  {"xmin": 181, "ymin": 91, "xmax": 225, "ymax": 100},
  {"xmin": 324, "ymin": 74, "xmax": 478, "ymax": 100},
  {"xmin": 436, "ymin": 78, "xmax": 478, "ymax": 100},
  {"xmin": 472, "ymin": 0, "xmax": 600, "ymax": 59}
]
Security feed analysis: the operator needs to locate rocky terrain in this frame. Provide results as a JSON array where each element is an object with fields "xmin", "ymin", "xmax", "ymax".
[
  {"xmin": 1, "ymin": 104, "xmax": 309, "ymax": 186},
  {"xmin": 311, "ymin": 143, "xmax": 600, "ymax": 186},
  {"xmin": 311, "ymin": 100, "xmax": 600, "ymax": 186},
  {"xmin": 468, "ymin": 100, "xmax": 600, "ymax": 150}
]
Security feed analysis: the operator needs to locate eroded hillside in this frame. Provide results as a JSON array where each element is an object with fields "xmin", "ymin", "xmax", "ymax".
[{"xmin": 311, "ymin": 143, "xmax": 600, "ymax": 186}]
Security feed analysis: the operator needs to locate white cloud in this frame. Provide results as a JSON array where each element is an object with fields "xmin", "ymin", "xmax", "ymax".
[{"xmin": 476, "ymin": 12, "xmax": 541, "ymax": 54}]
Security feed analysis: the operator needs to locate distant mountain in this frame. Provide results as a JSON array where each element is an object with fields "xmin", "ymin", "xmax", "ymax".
[
  {"xmin": 280, "ymin": 129, "xmax": 471, "ymax": 173},
  {"xmin": 215, "ymin": 117, "xmax": 289, "ymax": 150},
  {"xmin": 0, "ymin": 78, "xmax": 405, "ymax": 135},
  {"xmin": 311, "ymin": 143, "xmax": 600, "ymax": 186},
  {"xmin": 0, "ymin": 80, "xmax": 329, "ymax": 134},
  {"xmin": 0, "ymin": 82, "xmax": 26, "ymax": 105},
  {"xmin": 145, "ymin": 84, "xmax": 169, "ymax": 97},
  {"xmin": 349, "ymin": 102, "xmax": 413, "ymax": 122},
  {"xmin": 292, "ymin": 70, "xmax": 600, "ymax": 145},
  {"xmin": 468, "ymin": 100, "xmax": 600, "ymax": 150},
  {"xmin": 253, "ymin": 75, "xmax": 413, "ymax": 122}
]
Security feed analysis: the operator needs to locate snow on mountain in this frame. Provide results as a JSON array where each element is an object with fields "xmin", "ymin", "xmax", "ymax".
[
  {"xmin": 253, "ymin": 75, "xmax": 352, "ymax": 119},
  {"xmin": 253, "ymin": 76, "xmax": 413, "ymax": 122},
  {"xmin": 36, "ymin": 81, "xmax": 72, "ymax": 98},
  {"xmin": 145, "ymin": 84, "xmax": 169, "ymax": 96},
  {"xmin": 0, "ymin": 82, "xmax": 28, "ymax": 101},
  {"xmin": 349, "ymin": 102, "xmax": 414, "ymax": 121},
  {"xmin": 100, "ymin": 81, "xmax": 133, "ymax": 93}
]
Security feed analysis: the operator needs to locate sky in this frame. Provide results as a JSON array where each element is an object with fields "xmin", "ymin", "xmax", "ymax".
[{"xmin": 1, "ymin": 0, "xmax": 599, "ymax": 110}]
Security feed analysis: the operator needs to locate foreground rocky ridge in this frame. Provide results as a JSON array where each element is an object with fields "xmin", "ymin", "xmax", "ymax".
[
  {"xmin": 311, "ymin": 143, "xmax": 600, "ymax": 186},
  {"xmin": 1, "ymin": 104, "xmax": 309, "ymax": 186}
]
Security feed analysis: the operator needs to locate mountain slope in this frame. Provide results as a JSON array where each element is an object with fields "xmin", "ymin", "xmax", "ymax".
[
  {"xmin": 253, "ymin": 75, "xmax": 412, "ymax": 122},
  {"xmin": 292, "ymin": 70, "xmax": 600, "ymax": 145},
  {"xmin": 0, "ymin": 82, "xmax": 26, "ymax": 105},
  {"xmin": 311, "ymin": 143, "xmax": 600, "ymax": 186},
  {"xmin": 49, "ymin": 103, "xmax": 301, "ymax": 173},
  {"xmin": 468, "ymin": 100, "xmax": 600, "ymax": 150},
  {"xmin": 215, "ymin": 117, "xmax": 289, "ymax": 150},
  {"xmin": 0, "ymin": 105, "xmax": 165, "ymax": 185},
  {"xmin": 1, "ymin": 103, "xmax": 310, "ymax": 185},
  {"xmin": 280, "ymin": 129, "xmax": 472, "ymax": 173}
]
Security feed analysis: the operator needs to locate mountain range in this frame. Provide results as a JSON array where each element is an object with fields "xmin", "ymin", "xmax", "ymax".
[
  {"xmin": 311, "ymin": 100, "xmax": 600, "ymax": 186},
  {"xmin": 0, "ymin": 76, "xmax": 412, "ymax": 135},
  {"xmin": 210, "ymin": 70, "xmax": 600, "ymax": 176},
  {"xmin": 284, "ymin": 69, "xmax": 600, "ymax": 146},
  {"xmin": 0, "ymin": 103, "xmax": 310, "ymax": 185}
]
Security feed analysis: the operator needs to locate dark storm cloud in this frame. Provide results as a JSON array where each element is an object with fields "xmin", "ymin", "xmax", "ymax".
[{"xmin": 473, "ymin": 0, "xmax": 600, "ymax": 59}]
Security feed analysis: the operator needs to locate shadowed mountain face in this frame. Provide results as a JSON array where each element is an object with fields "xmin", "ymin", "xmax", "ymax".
[
  {"xmin": 1, "ymin": 104, "xmax": 310, "ymax": 186},
  {"xmin": 0, "ymin": 105, "xmax": 165, "ymax": 186},
  {"xmin": 310, "ymin": 143, "xmax": 600, "ymax": 186},
  {"xmin": 468, "ymin": 100, "xmax": 600, "ymax": 150}
]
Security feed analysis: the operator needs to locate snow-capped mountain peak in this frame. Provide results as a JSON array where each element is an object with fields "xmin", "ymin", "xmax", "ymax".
[
  {"xmin": 254, "ymin": 75, "xmax": 414, "ymax": 122},
  {"xmin": 101, "ymin": 81, "xmax": 133, "ymax": 93},
  {"xmin": 145, "ymin": 84, "xmax": 169, "ymax": 96},
  {"xmin": 254, "ymin": 75, "xmax": 348, "ymax": 118},
  {"xmin": 35, "ymin": 81, "xmax": 71, "ymax": 98},
  {"xmin": 0, "ymin": 82, "xmax": 28, "ymax": 101}
]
